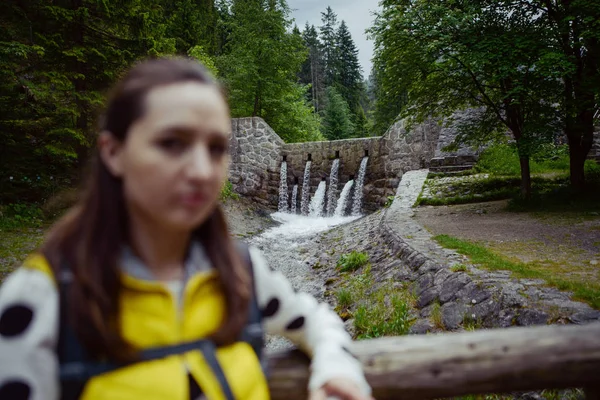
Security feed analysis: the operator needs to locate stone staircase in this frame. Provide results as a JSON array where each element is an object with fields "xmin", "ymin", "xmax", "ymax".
[{"xmin": 429, "ymin": 155, "xmax": 478, "ymax": 174}]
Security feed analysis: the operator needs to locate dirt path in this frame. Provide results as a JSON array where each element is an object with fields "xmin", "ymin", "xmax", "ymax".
[{"xmin": 413, "ymin": 200, "xmax": 600, "ymax": 284}]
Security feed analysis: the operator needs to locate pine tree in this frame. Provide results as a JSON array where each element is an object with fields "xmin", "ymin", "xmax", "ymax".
[
  {"xmin": 299, "ymin": 23, "xmax": 325, "ymax": 112},
  {"xmin": 319, "ymin": 6, "xmax": 338, "ymax": 87},
  {"xmin": 218, "ymin": 0, "xmax": 322, "ymax": 142},
  {"xmin": 322, "ymin": 87, "xmax": 354, "ymax": 140},
  {"xmin": 335, "ymin": 20, "xmax": 363, "ymax": 115}
]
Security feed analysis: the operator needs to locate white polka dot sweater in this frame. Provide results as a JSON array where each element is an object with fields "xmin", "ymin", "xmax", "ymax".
[{"xmin": 0, "ymin": 244, "xmax": 372, "ymax": 399}]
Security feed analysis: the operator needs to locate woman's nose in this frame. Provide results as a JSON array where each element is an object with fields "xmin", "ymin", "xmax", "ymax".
[{"xmin": 185, "ymin": 146, "xmax": 213, "ymax": 181}]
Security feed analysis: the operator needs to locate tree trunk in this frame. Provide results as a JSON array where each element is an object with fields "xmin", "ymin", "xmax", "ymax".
[
  {"xmin": 519, "ymin": 155, "xmax": 532, "ymax": 199},
  {"xmin": 567, "ymin": 131, "xmax": 591, "ymax": 191}
]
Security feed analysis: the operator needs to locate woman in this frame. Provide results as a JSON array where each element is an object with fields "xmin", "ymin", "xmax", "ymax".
[{"xmin": 0, "ymin": 57, "xmax": 372, "ymax": 400}]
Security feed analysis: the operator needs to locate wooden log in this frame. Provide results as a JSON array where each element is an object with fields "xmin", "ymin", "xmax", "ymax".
[{"xmin": 266, "ymin": 323, "xmax": 600, "ymax": 400}]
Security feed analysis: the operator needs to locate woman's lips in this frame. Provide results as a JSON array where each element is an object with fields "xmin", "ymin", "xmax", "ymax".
[{"xmin": 180, "ymin": 193, "xmax": 207, "ymax": 207}]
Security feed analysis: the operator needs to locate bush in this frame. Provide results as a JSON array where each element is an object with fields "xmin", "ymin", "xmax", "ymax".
[
  {"xmin": 219, "ymin": 180, "xmax": 239, "ymax": 201},
  {"xmin": 336, "ymin": 251, "xmax": 369, "ymax": 272},
  {"xmin": 0, "ymin": 203, "xmax": 44, "ymax": 229}
]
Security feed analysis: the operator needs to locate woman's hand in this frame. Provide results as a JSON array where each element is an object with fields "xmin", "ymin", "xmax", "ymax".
[{"xmin": 309, "ymin": 378, "xmax": 374, "ymax": 400}]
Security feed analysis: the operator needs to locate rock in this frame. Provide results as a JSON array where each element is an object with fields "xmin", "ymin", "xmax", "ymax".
[
  {"xmin": 472, "ymin": 298, "xmax": 501, "ymax": 322},
  {"xmin": 409, "ymin": 319, "xmax": 435, "ymax": 335},
  {"xmin": 439, "ymin": 273, "xmax": 471, "ymax": 303},
  {"xmin": 568, "ymin": 310, "xmax": 600, "ymax": 324},
  {"xmin": 516, "ymin": 309, "xmax": 549, "ymax": 326},
  {"xmin": 418, "ymin": 260, "xmax": 443, "ymax": 274},
  {"xmin": 590, "ymin": 259, "xmax": 598, "ymax": 266},
  {"xmin": 455, "ymin": 282, "xmax": 491, "ymax": 305},
  {"xmin": 415, "ymin": 273, "xmax": 434, "ymax": 295},
  {"xmin": 417, "ymin": 286, "xmax": 440, "ymax": 308},
  {"xmin": 344, "ymin": 319, "xmax": 356, "ymax": 338},
  {"xmin": 441, "ymin": 302, "xmax": 466, "ymax": 330},
  {"xmin": 496, "ymin": 309, "xmax": 517, "ymax": 328}
]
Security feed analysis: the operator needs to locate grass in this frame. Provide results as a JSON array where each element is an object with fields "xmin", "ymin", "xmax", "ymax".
[
  {"xmin": 335, "ymin": 266, "xmax": 417, "ymax": 339},
  {"xmin": 0, "ymin": 228, "xmax": 44, "ymax": 282},
  {"xmin": 431, "ymin": 301, "xmax": 444, "ymax": 330},
  {"xmin": 450, "ymin": 263, "xmax": 469, "ymax": 272},
  {"xmin": 219, "ymin": 180, "xmax": 240, "ymax": 201},
  {"xmin": 433, "ymin": 234, "xmax": 600, "ymax": 309},
  {"xmin": 419, "ymin": 143, "xmax": 600, "ymax": 207},
  {"xmin": 336, "ymin": 251, "xmax": 369, "ymax": 272}
]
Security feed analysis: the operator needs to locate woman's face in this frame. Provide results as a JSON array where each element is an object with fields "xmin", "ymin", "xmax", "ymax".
[{"xmin": 103, "ymin": 81, "xmax": 231, "ymax": 233}]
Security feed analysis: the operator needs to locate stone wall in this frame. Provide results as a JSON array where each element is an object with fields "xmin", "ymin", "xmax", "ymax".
[
  {"xmin": 228, "ymin": 118, "xmax": 284, "ymax": 208},
  {"xmin": 228, "ymin": 117, "xmax": 441, "ymax": 212},
  {"xmin": 429, "ymin": 109, "xmax": 487, "ymax": 174}
]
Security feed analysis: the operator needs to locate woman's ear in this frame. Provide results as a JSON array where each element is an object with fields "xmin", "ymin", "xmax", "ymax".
[{"xmin": 98, "ymin": 131, "xmax": 124, "ymax": 177}]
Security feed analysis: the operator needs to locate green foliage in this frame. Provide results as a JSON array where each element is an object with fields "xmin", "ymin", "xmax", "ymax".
[
  {"xmin": 354, "ymin": 294, "xmax": 412, "ymax": 339},
  {"xmin": 335, "ymin": 288, "xmax": 353, "ymax": 310},
  {"xmin": 336, "ymin": 251, "xmax": 369, "ymax": 272},
  {"xmin": 217, "ymin": 0, "xmax": 321, "ymax": 143},
  {"xmin": 322, "ymin": 87, "xmax": 355, "ymax": 140},
  {"xmin": 188, "ymin": 46, "xmax": 219, "ymax": 77},
  {"xmin": 219, "ymin": 180, "xmax": 239, "ymax": 201},
  {"xmin": 475, "ymin": 144, "xmax": 573, "ymax": 176},
  {"xmin": 450, "ymin": 264, "xmax": 468, "ymax": 273},
  {"xmin": 0, "ymin": 203, "xmax": 44, "ymax": 230},
  {"xmin": 337, "ymin": 267, "xmax": 415, "ymax": 339}
]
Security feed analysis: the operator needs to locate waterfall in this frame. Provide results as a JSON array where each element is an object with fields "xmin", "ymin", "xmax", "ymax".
[
  {"xmin": 300, "ymin": 161, "xmax": 312, "ymax": 215},
  {"xmin": 326, "ymin": 158, "xmax": 340, "ymax": 216},
  {"xmin": 309, "ymin": 181, "xmax": 327, "ymax": 217},
  {"xmin": 290, "ymin": 184, "xmax": 298, "ymax": 214},
  {"xmin": 334, "ymin": 180, "xmax": 354, "ymax": 217},
  {"xmin": 352, "ymin": 157, "xmax": 369, "ymax": 216},
  {"xmin": 277, "ymin": 161, "xmax": 288, "ymax": 212}
]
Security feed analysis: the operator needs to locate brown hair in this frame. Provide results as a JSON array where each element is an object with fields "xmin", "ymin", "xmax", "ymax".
[{"xmin": 41, "ymin": 57, "xmax": 250, "ymax": 362}]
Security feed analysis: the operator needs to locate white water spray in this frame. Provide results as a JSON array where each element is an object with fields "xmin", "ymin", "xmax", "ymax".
[
  {"xmin": 309, "ymin": 181, "xmax": 327, "ymax": 217},
  {"xmin": 290, "ymin": 184, "xmax": 298, "ymax": 214},
  {"xmin": 278, "ymin": 161, "xmax": 288, "ymax": 212},
  {"xmin": 334, "ymin": 180, "xmax": 354, "ymax": 217},
  {"xmin": 300, "ymin": 161, "xmax": 312, "ymax": 215},
  {"xmin": 352, "ymin": 157, "xmax": 369, "ymax": 216},
  {"xmin": 326, "ymin": 158, "xmax": 339, "ymax": 216}
]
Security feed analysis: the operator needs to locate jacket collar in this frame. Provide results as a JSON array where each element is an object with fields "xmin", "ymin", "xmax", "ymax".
[{"xmin": 120, "ymin": 241, "xmax": 213, "ymax": 283}]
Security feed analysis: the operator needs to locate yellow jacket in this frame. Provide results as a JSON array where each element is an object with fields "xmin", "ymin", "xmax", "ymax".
[{"xmin": 0, "ymin": 244, "xmax": 371, "ymax": 400}]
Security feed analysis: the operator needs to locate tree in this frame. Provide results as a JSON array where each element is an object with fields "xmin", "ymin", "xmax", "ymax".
[
  {"xmin": 521, "ymin": 0, "xmax": 599, "ymax": 190},
  {"xmin": 299, "ymin": 23, "xmax": 325, "ymax": 112},
  {"xmin": 369, "ymin": 0, "xmax": 562, "ymax": 198},
  {"xmin": 334, "ymin": 20, "xmax": 363, "ymax": 113},
  {"xmin": 322, "ymin": 87, "xmax": 354, "ymax": 140},
  {"xmin": 319, "ymin": 6, "xmax": 338, "ymax": 87},
  {"xmin": 218, "ymin": 0, "xmax": 322, "ymax": 142}
]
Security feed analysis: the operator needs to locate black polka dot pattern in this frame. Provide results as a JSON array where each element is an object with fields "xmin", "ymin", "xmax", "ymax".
[
  {"xmin": 0, "ymin": 380, "xmax": 32, "ymax": 399},
  {"xmin": 285, "ymin": 316, "xmax": 305, "ymax": 330},
  {"xmin": 261, "ymin": 298, "xmax": 280, "ymax": 318},
  {"xmin": 0, "ymin": 304, "xmax": 34, "ymax": 338}
]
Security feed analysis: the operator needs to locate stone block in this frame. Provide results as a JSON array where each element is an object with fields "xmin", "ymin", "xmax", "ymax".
[{"xmin": 439, "ymin": 273, "xmax": 471, "ymax": 303}]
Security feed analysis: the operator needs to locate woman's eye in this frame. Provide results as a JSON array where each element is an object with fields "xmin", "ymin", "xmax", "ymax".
[
  {"xmin": 158, "ymin": 138, "xmax": 185, "ymax": 153},
  {"xmin": 210, "ymin": 143, "xmax": 227, "ymax": 158}
]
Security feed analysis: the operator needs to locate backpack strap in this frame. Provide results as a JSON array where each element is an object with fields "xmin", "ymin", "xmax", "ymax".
[{"xmin": 57, "ymin": 241, "xmax": 265, "ymax": 399}]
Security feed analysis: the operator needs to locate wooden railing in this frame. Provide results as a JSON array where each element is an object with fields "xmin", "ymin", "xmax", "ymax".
[{"xmin": 266, "ymin": 323, "xmax": 600, "ymax": 400}]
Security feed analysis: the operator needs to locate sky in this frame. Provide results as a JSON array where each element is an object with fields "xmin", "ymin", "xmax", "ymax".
[{"xmin": 286, "ymin": 0, "xmax": 381, "ymax": 77}]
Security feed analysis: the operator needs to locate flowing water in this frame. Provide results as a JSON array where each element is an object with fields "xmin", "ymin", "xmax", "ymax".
[
  {"xmin": 300, "ymin": 161, "xmax": 312, "ymax": 215},
  {"xmin": 326, "ymin": 159, "xmax": 340, "ymax": 217},
  {"xmin": 308, "ymin": 181, "xmax": 327, "ymax": 217},
  {"xmin": 277, "ymin": 161, "xmax": 288, "ymax": 212},
  {"xmin": 249, "ymin": 212, "xmax": 360, "ymax": 350},
  {"xmin": 334, "ymin": 179, "xmax": 354, "ymax": 217},
  {"xmin": 290, "ymin": 184, "xmax": 298, "ymax": 214},
  {"xmin": 352, "ymin": 157, "xmax": 369, "ymax": 216}
]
